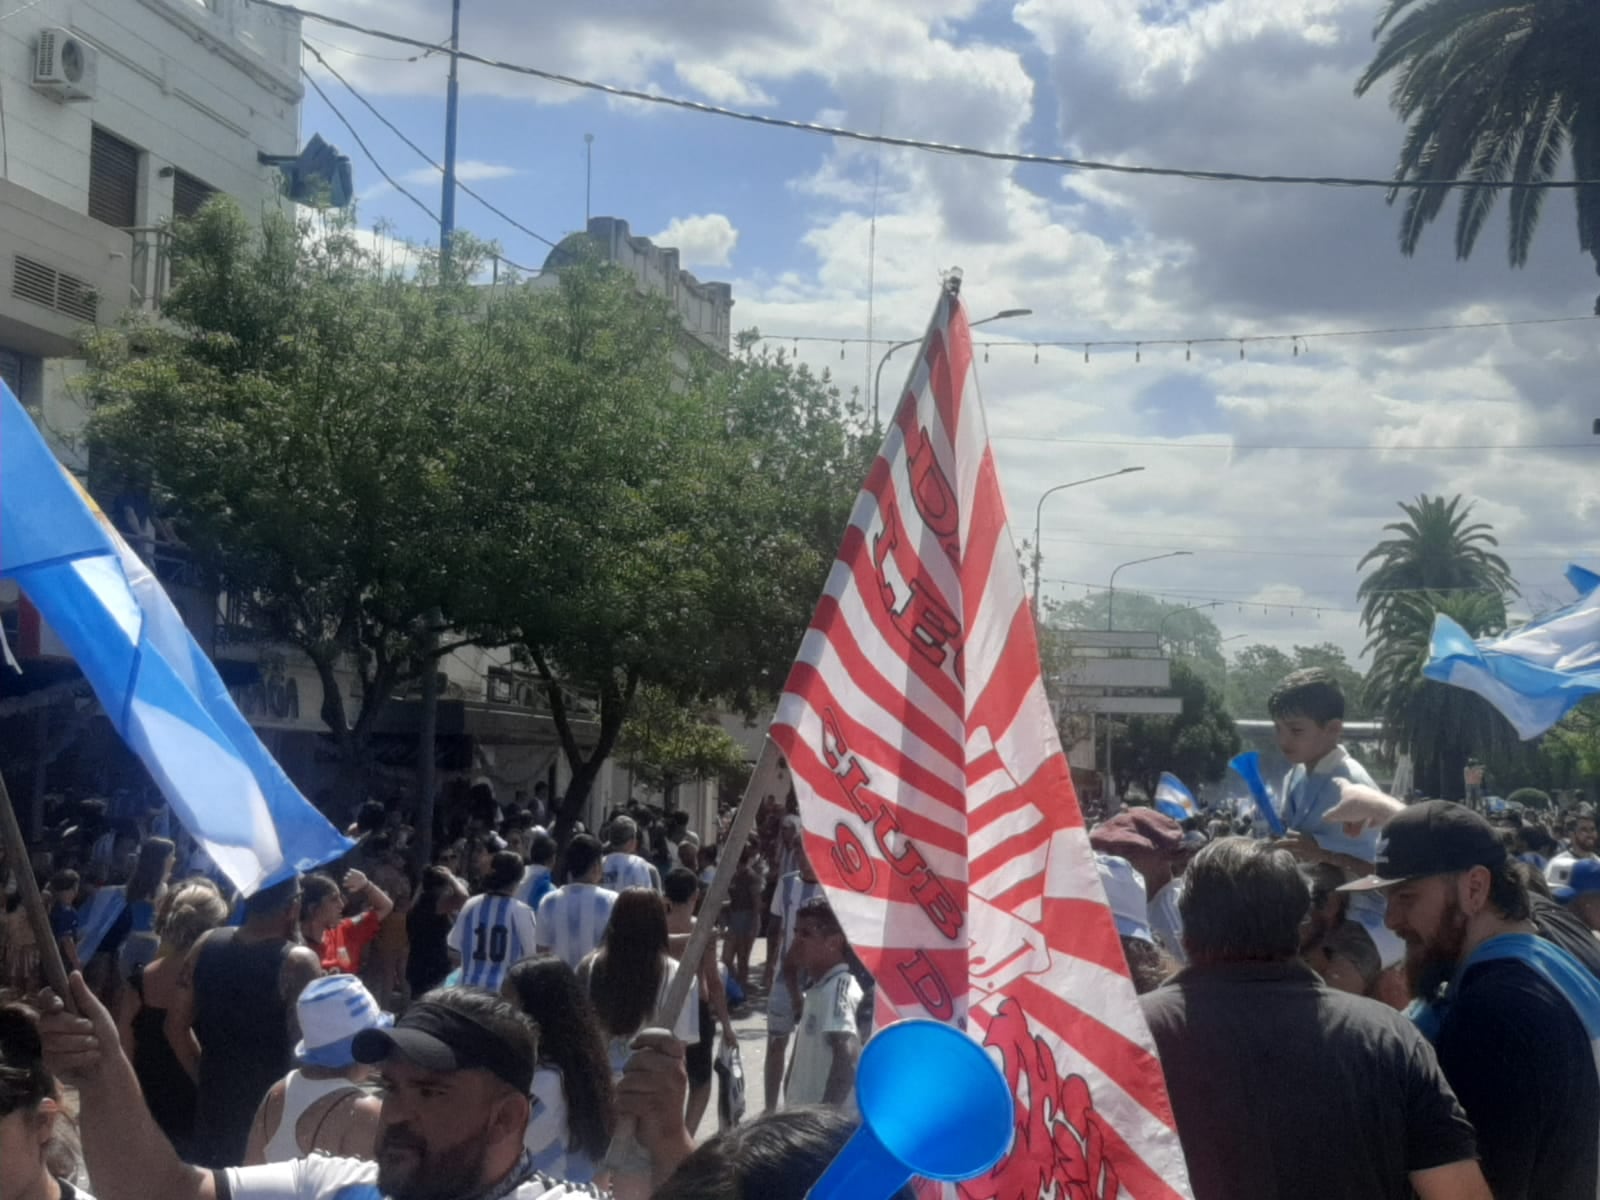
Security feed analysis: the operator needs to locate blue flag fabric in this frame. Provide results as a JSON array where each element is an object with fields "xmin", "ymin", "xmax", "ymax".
[
  {"xmin": 1154, "ymin": 772, "xmax": 1198, "ymax": 821},
  {"xmin": 1424, "ymin": 564, "xmax": 1600, "ymax": 740},
  {"xmin": 1227, "ymin": 750, "xmax": 1285, "ymax": 837},
  {"xmin": 0, "ymin": 386, "xmax": 351, "ymax": 895}
]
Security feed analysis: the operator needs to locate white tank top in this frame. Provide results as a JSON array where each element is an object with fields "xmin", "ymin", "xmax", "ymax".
[{"xmin": 262, "ymin": 1071, "xmax": 365, "ymax": 1163}]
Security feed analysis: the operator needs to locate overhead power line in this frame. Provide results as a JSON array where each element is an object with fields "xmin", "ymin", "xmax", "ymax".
[
  {"xmin": 251, "ymin": 0, "xmax": 1600, "ymax": 192},
  {"xmin": 758, "ymin": 313, "xmax": 1600, "ymax": 358},
  {"xmin": 303, "ymin": 41, "xmax": 561, "ymax": 253}
]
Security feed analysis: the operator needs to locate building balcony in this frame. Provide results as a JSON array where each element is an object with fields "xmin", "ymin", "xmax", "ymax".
[
  {"xmin": 0, "ymin": 177, "xmax": 132, "ymax": 358},
  {"xmin": 128, "ymin": 226, "xmax": 174, "ymax": 312}
]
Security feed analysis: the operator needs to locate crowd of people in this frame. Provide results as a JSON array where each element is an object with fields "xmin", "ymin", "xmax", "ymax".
[
  {"xmin": 4, "ymin": 663, "xmax": 1600, "ymax": 1198},
  {"xmin": 0, "ymin": 775, "xmax": 880, "ymax": 1200}
]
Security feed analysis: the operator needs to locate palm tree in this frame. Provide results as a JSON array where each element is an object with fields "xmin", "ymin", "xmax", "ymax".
[
  {"xmin": 1357, "ymin": 495, "xmax": 1515, "ymax": 635},
  {"xmin": 1355, "ymin": 0, "xmax": 1600, "ymax": 300},
  {"xmin": 1364, "ymin": 590, "xmax": 1516, "ymax": 797}
]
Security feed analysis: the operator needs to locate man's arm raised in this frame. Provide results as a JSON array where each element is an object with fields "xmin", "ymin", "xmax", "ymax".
[{"xmin": 39, "ymin": 972, "xmax": 216, "ymax": 1200}]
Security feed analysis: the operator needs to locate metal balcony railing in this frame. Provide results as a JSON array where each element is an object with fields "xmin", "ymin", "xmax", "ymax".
[{"xmin": 127, "ymin": 226, "xmax": 174, "ymax": 311}]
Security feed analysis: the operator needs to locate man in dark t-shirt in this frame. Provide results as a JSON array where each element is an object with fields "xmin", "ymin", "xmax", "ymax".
[
  {"xmin": 167, "ymin": 875, "xmax": 322, "ymax": 1168},
  {"xmin": 1143, "ymin": 838, "xmax": 1485, "ymax": 1200},
  {"xmin": 1345, "ymin": 801, "xmax": 1600, "ymax": 1199}
]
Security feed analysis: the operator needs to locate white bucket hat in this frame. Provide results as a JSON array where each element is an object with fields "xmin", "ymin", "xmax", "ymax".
[{"xmin": 294, "ymin": 973, "xmax": 393, "ymax": 1068}]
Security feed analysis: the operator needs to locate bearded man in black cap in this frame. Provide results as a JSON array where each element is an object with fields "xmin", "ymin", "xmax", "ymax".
[
  {"xmin": 1344, "ymin": 800, "xmax": 1600, "ymax": 1200},
  {"xmin": 35, "ymin": 978, "xmax": 691, "ymax": 1200}
]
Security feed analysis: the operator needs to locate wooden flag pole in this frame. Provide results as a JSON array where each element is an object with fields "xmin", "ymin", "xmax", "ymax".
[
  {"xmin": 603, "ymin": 736, "xmax": 785, "ymax": 1190},
  {"xmin": 0, "ymin": 764, "xmax": 73, "ymax": 1006}
]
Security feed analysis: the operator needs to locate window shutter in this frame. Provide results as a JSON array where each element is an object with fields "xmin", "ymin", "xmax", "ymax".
[
  {"xmin": 172, "ymin": 170, "xmax": 216, "ymax": 220},
  {"xmin": 89, "ymin": 127, "xmax": 140, "ymax": 228}
]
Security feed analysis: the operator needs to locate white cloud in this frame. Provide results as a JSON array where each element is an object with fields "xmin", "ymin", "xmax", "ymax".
[
  {"xmin": 399, "ymin": 160, "xmax": 520, "ymax": 186},
  {"xmin": 652, "ymin": 213, "xmax": 740, "ymax": 269},
  {"xmin": 300, "ymin": 0, "xmax": 1600, "ymax": 668}
]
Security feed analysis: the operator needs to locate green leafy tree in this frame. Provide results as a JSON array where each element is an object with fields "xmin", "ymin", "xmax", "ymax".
[
  {"xmin": 1225, "ymin": 642, "xmax": 1370, "ymax": 719},
  {"xmin": 1357, "ymin": 495, "xmax": 1515, "ymax": 636},
  {"xmin": 1355, "ymin": 0, "xmax": 1600, "ymax": 309},
  {"xmin": 463, "ymin": 270, "xmax": 870, "ymax": 841},
  {"xmin": 1364, "ymin": 591, "xmax": 1516, "ymax": 798},
  {"xmin": 616, "ymin": 686, "xmax": 748, "ymax": 805},
  {"xmin": 1110, "ymin": 661, "xmax": 1241, "ymax": 800},
  {"xmin": 1223, "ymin": 644, "xmax": 1297, "ymax": 719},
  {"xmin": 82, "ymin": 201, "xmax": 494, "ymax": 784}
]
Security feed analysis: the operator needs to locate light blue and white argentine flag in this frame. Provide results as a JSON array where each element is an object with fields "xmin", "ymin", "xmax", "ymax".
[
  {"xmin": 0, "ymin": 386, "xmax": 351, "ymax": 895},
  {"xmin": 1154, "ymin": 772, "xmax": 1198, "ymax": 821},
  {"xmin": 1425, "ymin": 564, "xmax": 1600, "ymax": 739}
]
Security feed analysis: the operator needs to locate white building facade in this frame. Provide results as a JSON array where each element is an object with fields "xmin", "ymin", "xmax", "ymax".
[{"xmin": 0, "ymin": 0, "xmax": 300, "ymax": 465}]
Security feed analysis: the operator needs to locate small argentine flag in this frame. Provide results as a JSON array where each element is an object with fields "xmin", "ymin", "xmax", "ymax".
[{"xmin": 1154, "ymin": 772, "xmax": 1198, "ymax": 822}]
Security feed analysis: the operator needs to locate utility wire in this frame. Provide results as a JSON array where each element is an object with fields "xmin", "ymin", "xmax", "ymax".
[
  {"xmin": 759, "ymin": 313, "xmax": 1600, "ymax": 356},
  {"xmin": 303, "ymin": 41, "xmax": 561, "ymax": 253},
  {"xmin": 304, "ymin": 31, "xmax": 448, "ymax": 62},
  {"xmin": 249, "ymin": 0, "xmax": 1600, "ymax": 192}
]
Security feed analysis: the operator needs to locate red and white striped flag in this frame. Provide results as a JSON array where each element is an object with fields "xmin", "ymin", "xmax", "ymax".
[{"xmin": 770, "ymin": 278, "xmax": 1193, "ymax": 1200}]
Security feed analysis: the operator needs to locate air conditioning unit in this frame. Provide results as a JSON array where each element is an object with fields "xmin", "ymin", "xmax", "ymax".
[{"xmin": 33, "ymin": 28, "xmax": 96, "ymax": 102}]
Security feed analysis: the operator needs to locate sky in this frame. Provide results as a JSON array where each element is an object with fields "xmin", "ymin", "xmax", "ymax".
[{"xmin": 292, "ymin": 0, "xmax": 1600, "ymax": 666}]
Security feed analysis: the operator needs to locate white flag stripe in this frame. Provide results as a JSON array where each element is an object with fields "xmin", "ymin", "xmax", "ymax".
[
  {"xmin": 969, "ymin": 796, "xmax": 1045, "ymax": 858},
  {"xmin": 959, "ymin": 504, "xmax": 1033, "ymax": 695},
  {"xmin": 983, "ymin": 677, "xmax": 1071, "ymax": 793},
  {"xmin": 129, "ymin": 697, "xmax": 283, "ymax": 890},
  {"xmin": 953, "ymin": 357, "xmax": 990, "ymax": 562},
  {"xmin": 972, "ymin": 840, "xmax": 1051, "ymax": 901}
]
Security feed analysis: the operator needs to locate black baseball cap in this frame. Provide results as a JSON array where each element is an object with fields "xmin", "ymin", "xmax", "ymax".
[
  {"xmin": 1340, "ymin": 800, "xmax": 1507, "ymax": 891},
  {"xmin": 352, "ymin": 999, "xmax": 534, "ymax": 1094}
]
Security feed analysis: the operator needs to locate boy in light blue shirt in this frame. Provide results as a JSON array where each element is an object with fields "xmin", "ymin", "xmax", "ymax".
[
  {"xmin": 1268, "ymin": 669, "xmax": 1407, "ymax": 967},
  {"xmin": 1268, "ymin": 667, "xmax": 1381, "ymax": 873}
]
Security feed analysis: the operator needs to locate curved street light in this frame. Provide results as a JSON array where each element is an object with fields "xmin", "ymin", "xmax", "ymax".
[
  {"xmin": 1107, "ymin": 551, "xmax": 1192, "ymax": 630},
  {"xmin": 1030, "ymin": 467, "xmax": 1147, "ymax": 621},
  {"xmin": 1157, "ymin": 600, "xmax": 1222, "ymax": 650},
  {"xmin": 872, "ymin": 308, "xmax": 1033, "ymax": 429}
]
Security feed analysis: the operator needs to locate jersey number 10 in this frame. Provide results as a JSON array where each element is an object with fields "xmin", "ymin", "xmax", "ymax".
[{"xmin": 472, "ymin": 924, "xmax": 509, "ymax": 963}]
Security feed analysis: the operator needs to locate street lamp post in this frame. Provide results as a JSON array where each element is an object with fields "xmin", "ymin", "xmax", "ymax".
[
  {"xmin": 1031, "ymin": 467, "xmax": 1146, "ymax": 622},
  {"xmin": 872, "ymin": 308, "xmax": 1032, "ymax": 429},
  {"xmin": 1107, "ymin": 551, "xmax": 1192, "ymax": 630}
]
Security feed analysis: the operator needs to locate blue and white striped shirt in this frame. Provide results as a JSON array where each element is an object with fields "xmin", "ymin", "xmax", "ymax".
[
  {"xmin": 448, "ymin": 893, "xmax": 539, "ymax": 992},
  {"xmin": 601, "ymin": 852, "xmax": 661, "ymax": 893},
  {"xmin": 536, "ymin": 884, "xmax": 619, "ymax": 971}
]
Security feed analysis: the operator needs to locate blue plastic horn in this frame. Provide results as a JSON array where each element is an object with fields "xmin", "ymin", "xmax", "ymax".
[
  {"xmin": 806, "ymin": 1019, "xmax": 1014, "ymax": 1200},
  {"xmin": 1228, "ymin": 750, "xmax": 1286, "ymax": 836}
]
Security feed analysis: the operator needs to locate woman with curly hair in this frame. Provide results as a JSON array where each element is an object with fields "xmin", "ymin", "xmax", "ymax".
[
  {"xmin": 501, "ymin": 956, "xmax": 615, "ymax": 1184},
  {"xmin": 576, "ymin": 888, "xmax": 698, "ymax": 1078}
]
